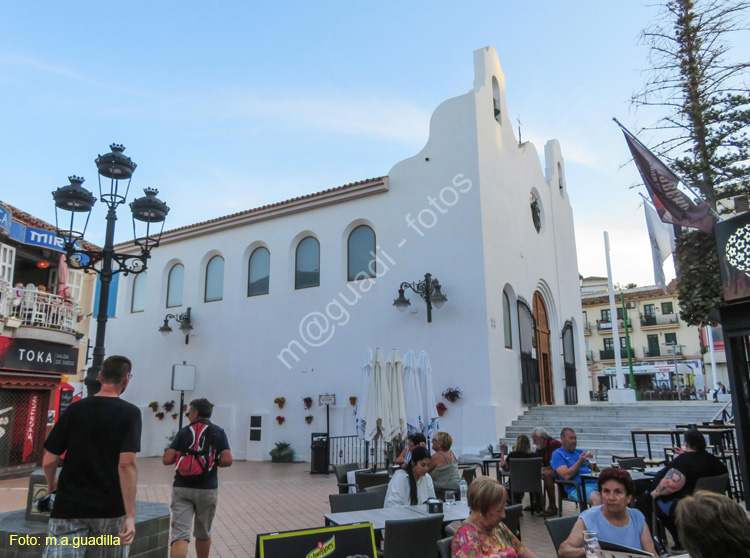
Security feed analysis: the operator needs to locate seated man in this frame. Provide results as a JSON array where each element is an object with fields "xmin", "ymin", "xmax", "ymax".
[
  {"xmin": 551, "ymin": 428, "xmax": 601, "ymax": 507},
  {"xmin": 395, "ymin": 433, "xmax": 427, "ymax": 466},
  {"xmin": 531, "ymin": 427, "xmax": 562, "ymax": 516},
  {"xmin": 636, "ymin": 428, "xmax": 727, "ymax": 551}
]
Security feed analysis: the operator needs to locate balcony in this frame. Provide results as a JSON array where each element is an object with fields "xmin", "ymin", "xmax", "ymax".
[
  {"xmin": 0, "ymin": 282, "xmax": 83, "ymax": 346},
  {"xmin": 600, "ymin": 348, "xmax": 635, "ymax": 360},
  {"xmin": 643, "ymin": 347, "xmax": 661, "ymax": 357},
  {"xmin": 596, "ymin": 319, "xmax": 633, "ymax": 332},
  {"xmin": 640, "ymin": 313, "xmax": 680, "ymax": 329},
  {"xmin": 583, "ymin": 321, "xmax": 591, "ymax": 336}
]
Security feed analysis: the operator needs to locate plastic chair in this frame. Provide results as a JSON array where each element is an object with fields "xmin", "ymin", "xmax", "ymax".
[
  {"xmin": 694, "ymin": 472, "xmax": 729, "ymax": 495},
  {"xmin": 436, "ymin": 537, "xmax": 451, "ymax": 558},
  {"xmin": 554, "ymin": 471, "xmax": 585, "ymax": 516},
  {"xmin": 504, "ymin": 503, "xmax": 523, "ymax": 541},
  {"xmin": 329, "ymin": 491, "xmax": 380, "ymax": 513},
  {"xmin": 616, "ymin": 457, "xmax": 646, "ymax": 471},
  {"xmin": 356, "ymin": 470, "xmax": 391, "ymax": 491},
  {"xmin": 333, "ymin": 462, "xmax": 360, "ymax": 493},
  {"xmin": 508, "ymin": 457, "xmax": 543, "ymax": 513},
  {"xmin": 545, "ymin": 515, "xmax": 579, "ymax": 555},
  {"xmin": 382, "ymin": 514, "xmax": 444, "ymax": 558},
  {"xmin": 364, "ymin": 483, "xmax": 389, "ymax": 507}
]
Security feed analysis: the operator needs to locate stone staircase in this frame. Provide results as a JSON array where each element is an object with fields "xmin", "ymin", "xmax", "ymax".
[{"xmin": 499, "ymin": 401, "xmax": 720, "ymax": 467}]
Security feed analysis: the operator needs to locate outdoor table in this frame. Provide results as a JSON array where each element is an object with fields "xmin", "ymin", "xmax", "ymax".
[
  {"xmin": 482, "ymin": 457, "xmax": 503, "ymax": 477},
  {"xmin": 324, "ymin": 506, "xmax": 423, "ymax": 530},
  {"xmin": 580, "ymin": 471, "xmax": 653, "ymax": 503},
  {"xmin": 643, "ymin": 466, "xmax": 663, "ymax": 476},
  {"xmin": 630, "ymin": 429, "xmax": 682, "ymax": 460},
  {"xmin": 407, "ymin": 501, "xmax": 470, "ymax": 523}
]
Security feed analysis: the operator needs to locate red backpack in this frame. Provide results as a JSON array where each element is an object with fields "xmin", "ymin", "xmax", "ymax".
[{"xmin": 174, "ymin": 422, "xmax": 216, "ymax": 482}]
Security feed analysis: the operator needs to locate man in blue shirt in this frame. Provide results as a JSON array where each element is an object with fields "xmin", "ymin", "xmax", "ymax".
[{"xmin": 550, "ymin": 427, "xmax": 602, "ymax": 507}]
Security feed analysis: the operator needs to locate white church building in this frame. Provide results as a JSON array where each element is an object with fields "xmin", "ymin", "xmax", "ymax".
[{"xmin": 102, "ymin": 46, "xmax": 589, "ymax": 461}]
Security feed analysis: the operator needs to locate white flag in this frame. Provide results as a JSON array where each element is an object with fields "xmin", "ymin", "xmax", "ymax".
[{"xmin": 644, "ymin": 200, "xmax": 676, "ymax": 289}]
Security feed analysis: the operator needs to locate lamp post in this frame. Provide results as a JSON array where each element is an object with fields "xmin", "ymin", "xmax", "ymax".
[
  {"xmin": 53, "ymin": 144, "xmax": 169, "ymax": 396},
  {"xmin": 393, "ymin": 273, "xmax": 447, "ymax": 323},
  {"xmin": 159, "ymin": 307, "xmax": 194, "ymax": 344}
]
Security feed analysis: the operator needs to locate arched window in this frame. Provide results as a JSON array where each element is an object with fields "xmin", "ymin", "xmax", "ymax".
[
  {"xmin": 347, "ymin": 225, "xmax": 376, "ymax": 281},
  {"xmin": 295, "ymin": 237, "xmax": 320, "ymax": 289},
  {"xmin": 248, "ymin": 247, "xmax": 270, "ymax": 296},
  {"xmin": 558, "ymin": 162, "xmax": 564, "ymax": 191},
  {"xmin": 166, "ymin": 264, "xmax": 184, "ymax": 308},
  {"xmin": 205, "ymin": 256, "xmax": 224, "ymax": 302},
  {"xmin": 131, "ymin": 273, "xmax": 147, "ymax": 313},
  {"xmin": 503, "ymin": 291, "xmax": 512, "ymax": 348}
]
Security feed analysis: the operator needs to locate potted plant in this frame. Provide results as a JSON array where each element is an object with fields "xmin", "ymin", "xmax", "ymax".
[
  {"xmin": 441, "ymin": 387, "xmax": 462, "ymax": 403},
  {"xmin": 436, "ymin": 402, "xmax": 447, "ymax": 417},
  {"xmin": 276, "ymin": 415, "xmax": 285, "ymax": 425},
  {"xmin": 155, "ymin": 412, "xmax": 165, "ymax": 420},
  {"xmin": 269, "ymin": 441, "xmax": 294, "ymax": 463},
  {"xmin": 172, "ymin": 413, "xmax": 178, "ymax": 420},
  {"xmin": 148, "ymin": 401, "xmax": 159, "ymax": 412},
  {"xmin": 163, "ymin": 400, "xmax": 175, "ymax": 412},
  {"xmin": 349, "ymin": 396, "xmax": 357, "ymax": 406},
  {"xmin": 274, "ymin": 397, "xmax": 286, "ymax": 409},
  {"xmin": 305, "ymin": 415, "xmax": 314, "ymax": 424},
  {"xmin": 302, "ymin": 396, "xmax": 313, "ymax": 410}
]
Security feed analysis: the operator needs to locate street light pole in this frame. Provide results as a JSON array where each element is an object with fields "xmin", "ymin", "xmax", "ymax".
[{"xmin": 53, "ymin": 145, "xmax": 169, "ymax": 396}]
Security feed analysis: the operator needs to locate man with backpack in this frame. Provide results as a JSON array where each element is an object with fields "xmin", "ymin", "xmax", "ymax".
[{"xmin": 163, "ymin": 398, "xmax": 232, "ymax": 558}]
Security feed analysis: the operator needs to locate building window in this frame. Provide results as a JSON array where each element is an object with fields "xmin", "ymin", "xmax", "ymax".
[
  {"xmin": 530, "ymin": 193, "xmax": 541, "ymax": 233},
  {"xmin": 620, "ymin": 337, "xmax": 628, "ymax": 350},
  {"xmin": 601, "ymin": 309, "xmax": 611, "ymax": 322},
  {"xmin": 661, "ymin": 301, "xmax": 674, "ymax": 315},
  {"xmin": 347, "ymin": 225, "xmax": 376, "ymax": 281},
  {"xmin": 295, "ymin": 237, "xmax": 320, "ymax": 289},
  {"xmin": 558, "ymin": 162, "xmax": 564, "ymax": 191},
  {"xmin": 644, "ymin": 304, "xmax": 656, "ymax": 317},
  {"xmin": 665, "ymin": 332, "xmax": 677, "ymax": 346},
  {"xmin": 603, "ymin": 338, "xmax": 614, "ymax": 351},
  {"xmin": 205, "ymin": 256, "xmax": 224, "ymax": 302},
  {"xmin": 616, "ymin": 307, "xmax": 625, "ymax": 320},
  {"xmin": 248, "ymin": 247, "xmax": 270, "ymax": 297},
  {"xmin": 167, "ymin": 264, "xmax": 184, "ymax": 308},
  {"xmin": 503, "ymin": 291, "xmax": 512, "ymax": 349},
  {"xmin": 131, "ymin": 273, "xmax": 147, "ymax": 313}
]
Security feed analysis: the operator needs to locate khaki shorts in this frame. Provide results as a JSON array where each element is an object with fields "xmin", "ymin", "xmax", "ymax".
[{"xmin": 170, "ymin": 487, "xmax": 219, "ymax": 542}]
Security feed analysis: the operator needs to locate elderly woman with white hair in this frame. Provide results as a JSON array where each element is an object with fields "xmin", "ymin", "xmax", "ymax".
[{"xmin": 531, "ymin": 426, "xmax": 562, "ymax": 516}]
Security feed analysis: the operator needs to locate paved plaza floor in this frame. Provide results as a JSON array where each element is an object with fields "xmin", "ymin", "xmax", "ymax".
[{"xmin": 1, "ymin": 458, "xmax": 573, "ymax": 557}]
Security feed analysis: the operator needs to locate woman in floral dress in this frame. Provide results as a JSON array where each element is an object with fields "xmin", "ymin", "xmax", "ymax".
[{"xmin": 452, "ymin": 477, "xmax": 539, "ymax": 558}]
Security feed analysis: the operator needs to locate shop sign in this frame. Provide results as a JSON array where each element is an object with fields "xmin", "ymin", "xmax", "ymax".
[
  {"xmin": 23, "ymin": 394, "xmax": 39, "ymax": 462},
  {"xmin": 0, "ymin": 206, "xmax": 11, "ymax": 236},
  {"xmin": 0, "ymin": 337, "xmax": 78, "ymax": 375}
]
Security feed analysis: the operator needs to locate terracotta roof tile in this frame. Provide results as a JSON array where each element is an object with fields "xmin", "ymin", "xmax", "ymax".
[
  {"xmin": 1, "ymin": 201, "xmax": 100, "ymax": 251},
  {"xmin": 581, "ymin": 279, "xmax": 678, "ymax": 306}
]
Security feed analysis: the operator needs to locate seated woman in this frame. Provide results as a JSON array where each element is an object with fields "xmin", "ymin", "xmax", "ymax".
[
  {"xmin": 428, "ymin": 431, "xmax": 460, "ymax": 499},
  {"xmin": 384, "ymin": 446, "xmax": 434, "ymax": 507},
  {"xmin": 500, "ymin": 434, "xmax": 537, "ymax": 511},
  {"xmin": 452, "ymin": 477, "xmax": 538, "ymax": 558},
  {"xmin": 676, "ymin": 490, "xmax": 750, "ymax": 558},
  {"xmin": 559, "ymin": 468, "xmax": 656, "ymax": 558},
  {"xmin": 395, "ymin": 432, "xmax": 427, "ymax": 466}
]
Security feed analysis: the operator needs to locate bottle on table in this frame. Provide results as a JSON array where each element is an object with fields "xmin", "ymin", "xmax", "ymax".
[{"xmin": 459, "ymin": 478, "xmax": 468, "ymax": 501}]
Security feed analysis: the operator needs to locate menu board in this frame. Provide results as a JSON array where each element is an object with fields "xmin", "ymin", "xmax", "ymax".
[{"xmin": 256, "ymin": 523, "xmax": 376, "ymax": 558}]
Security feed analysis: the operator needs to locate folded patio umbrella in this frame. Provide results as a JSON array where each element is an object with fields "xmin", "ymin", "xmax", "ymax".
[
  {"xmin": 363, "ymin": 348, "xmax": 391, "ymax": 442},
  {"xmin": 418, "ymin": 350, "xmax": 439, "ymax": 443},
  {"xmin": 356, "ymin": 348, "xmax": 373, "ymax": 439},
  {"xmin": 386, "ymin": 348, "xmax": 407, "ymax": 442},
  {"xmin": 402, "ymin": 349, "xmax": 423, "ymax": 435}
]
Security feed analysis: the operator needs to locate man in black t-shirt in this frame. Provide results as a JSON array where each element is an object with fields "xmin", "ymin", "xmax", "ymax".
[
  {"xmin": 42, "ymin": 355, "xmax": 142, "ymax": 558},
  {"xmin": 163, "ymin": 398, "xmax": 232, "ymax": 558}
]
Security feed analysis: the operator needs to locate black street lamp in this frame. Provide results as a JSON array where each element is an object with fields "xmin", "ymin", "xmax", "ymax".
[
  {"xmin": 53, "ymin": 144, "xmax": 169, "ymax": 396},
  {"xmin": 159, "ymin": 307, "xmax": 194, "ymax": 344},
  {"xmin": 393, "ymin": 273, "xmax": 447, "ymax": 323}
]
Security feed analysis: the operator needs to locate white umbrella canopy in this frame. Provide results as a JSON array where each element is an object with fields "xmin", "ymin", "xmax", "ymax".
[
  {"xmin": 386, "ymin": 348, "xmax": 407, "ymax": 442},
  {"xmin": 363, "ymin": 348, "xmax": 392, "ymax": 442},
  {"xmin": 418, "ymin": 351, "xmax": 439, "ymax": 443},
  {"xmin": 356, "ymin": 348, "xmax": 373, "ymax": 440},
  {"xmin": 402, "ymin": 349, "xmax": 423, "ymax": 435}
]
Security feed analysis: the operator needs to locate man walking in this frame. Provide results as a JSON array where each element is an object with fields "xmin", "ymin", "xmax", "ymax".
[
  {"xmin": 163, "ymin": 398, "xmax": 232, "ymax": 558},
  {"xmin": 551, "ymin": 427, "xmax": 602, "ymax": 507},
  {"xmin": 42, "ymin": 355, "xmax": 141, "ymax": 557},
  {"xmin": 531, "ymin": 426, "xmax": 562, "ymax": 516}
]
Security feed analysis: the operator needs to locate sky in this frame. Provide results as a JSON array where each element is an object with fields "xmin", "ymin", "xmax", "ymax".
[{"xmin": 2, "ymin": 1, "xmax": 748, "ymax": 287}]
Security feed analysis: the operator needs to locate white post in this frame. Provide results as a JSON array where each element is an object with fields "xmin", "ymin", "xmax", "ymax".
[
  {"xmin": 604, "ymin": 232, "xmax": 624, "ymax": 389},
  {"xmin": 706, "ymin": 325, "xmax": 718, "ymax": 396}
]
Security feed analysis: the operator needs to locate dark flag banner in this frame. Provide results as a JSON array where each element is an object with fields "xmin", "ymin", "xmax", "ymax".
[{"xmin": 621, "ymin": 129, "xmax": 713, "ymax": 233}]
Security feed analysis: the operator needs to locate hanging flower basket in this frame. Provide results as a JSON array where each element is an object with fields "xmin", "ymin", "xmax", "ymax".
[
  {"xmin": 305, "ymin": 415, "xmax": 314, "ymax": 424},
  {"xmin": 302, "ymin": 397, "xmax": 313, "ymax": 410},
  {"xmin": 441, "ymin": 387, "xmax": 462, "ymax": 403},
  {"xmin": 436, "ymin": 402, "xmax": 447, "ymax": 417},
  {"xmin": 163, "ymin": 400, "xmax": 175, "ymax": 412},
  {"xmin": 172, "ymin": 413, "xmax": 178, "ymax": 420},
  {"xmin": 349, "ymin": 396, "xmax": 358, "ymax": 406},
  {"xmin": 148, "ymin": 401, "xmax": 159, "ymax": 412},
  {"xmin": 276, "ymin": 415, "xmax": 285, "ymax": 425},
  {"xmin": 274, "ymin": 397, "xmax": 286, "ymax": 409},
  {"xmin": 155, "ymin": 412, "xmax": 165, "ymax": 420}
]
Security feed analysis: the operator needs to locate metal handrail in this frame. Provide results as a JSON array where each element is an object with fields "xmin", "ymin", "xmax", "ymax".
[
  {"xmin": 0, "ymin": 283, "xmax": 82, "ymax": 334},
  {"xmin": 711, "ymin": 400, "xmax": 733, "ymax": 423}
]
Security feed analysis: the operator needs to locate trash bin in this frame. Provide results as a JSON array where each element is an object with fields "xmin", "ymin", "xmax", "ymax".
[{"xmin": 310, "ymin": 432, "xmax": 328, "ymax": 474}]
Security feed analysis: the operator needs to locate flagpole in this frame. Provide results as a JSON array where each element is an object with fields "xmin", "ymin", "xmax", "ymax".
[
  {"xmin": 613, "ymin": 117, "xmax": 721, "ymax": 220},
  {"xmin": 604, "ymin": 232, "xmax": 625, "ymax": 390}
]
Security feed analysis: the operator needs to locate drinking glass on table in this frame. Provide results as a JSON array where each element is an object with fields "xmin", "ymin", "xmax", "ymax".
[
  {"xmin": 583, "ymin": 530, "xmax": 600, "ymax": 558},
  {"xmin": 445, "ymin": 491, "xmax": 456, "ymax": 505},
  {"xmin": 588, "ymin": 452, "xmax": 599, "ymax": 474}
]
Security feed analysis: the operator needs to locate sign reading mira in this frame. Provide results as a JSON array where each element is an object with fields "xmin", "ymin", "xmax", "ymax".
[{"xmin": 0, "ymin": 337, "xmax": 79, "ymax": 375}]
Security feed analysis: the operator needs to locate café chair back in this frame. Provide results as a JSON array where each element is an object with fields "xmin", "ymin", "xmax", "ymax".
[
  {"xmin": 616, "ymin": 457, "xmax": 646, "ymax": 471},
  {"xmin": 503, "ymin": 503, "xmax": 523, "ymax": 541},
  {"xmin": 382, "ymin": 514, "xmax": 444, "ymax": 558},
  {"xmin": 554, "ymin": 472, "xmax": 586, "ymax": 516},
  {"xmin": 694, "ymin": 472, "xmax": 730, "ymax": 496},
  {"xmin": 329, "ymin": 491, "xmax": 380, "ymax": 513},
  {"xmin": 545, "ymin": 515, "xmax": 579, "ymax": 555},
  {"xmin": 355, "ymin": 470, "xmax": 390, "ymax": 491},
  {"xmin": 436, "ymin": 537, "xmax": 452, "ymax": 558},
  {"xmin": 459, "ymin": 462, "xmax": 482, "ymax": 485},
  {"xmin": 508, "ymin": 457, "xmax": 543, "ymax": 512},
  {"xmin": 364, "ymin": 483, "xmax": 389, "ymax": 508},
  {"xmin": 334, "ymin": 462, "xmax": 360, "ymax": 493}
]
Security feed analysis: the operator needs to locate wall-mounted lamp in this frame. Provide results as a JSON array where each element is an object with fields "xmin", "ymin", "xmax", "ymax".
[
  {"xmin": 393, "ymin": 273, "xmax": 447, "ymax": 323},
  {"xmin": 159, "ymin": 307, "xmax": 193, "ymax": 344}
]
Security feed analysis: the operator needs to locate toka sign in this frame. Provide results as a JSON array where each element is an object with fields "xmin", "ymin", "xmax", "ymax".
[{"xmin": 0, "ymin": 337, "xmax": 78, "ymax": 375}]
